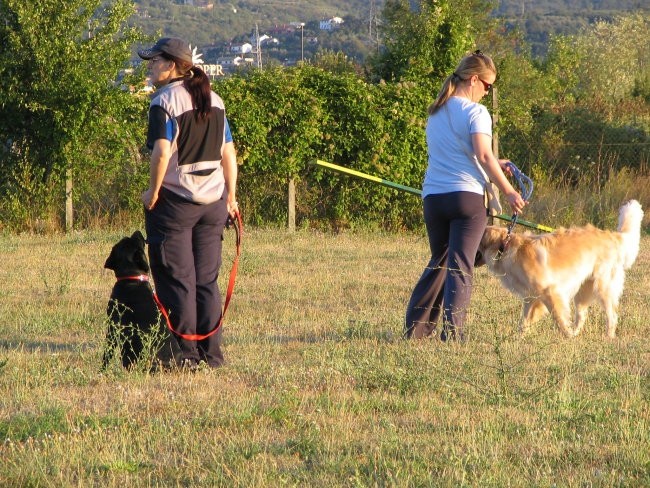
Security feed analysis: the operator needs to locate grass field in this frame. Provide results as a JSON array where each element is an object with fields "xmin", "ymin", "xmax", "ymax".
[{"xmin": 0, "ymin": 226, "xmax": 649, "ymax": 486}]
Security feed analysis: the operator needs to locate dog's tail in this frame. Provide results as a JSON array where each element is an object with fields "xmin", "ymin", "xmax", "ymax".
[{"xmin": 617, "ymin": 199, "xmax": 644, "ymax": 269}]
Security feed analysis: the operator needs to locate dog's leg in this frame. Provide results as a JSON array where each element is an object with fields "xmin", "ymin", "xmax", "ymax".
[
  {"xmin": 102, "ymin": 322, "xmax": 118, "ymax": 370},
  {"xmin": 573, "ymin": 304, "xmax": 590, "ymax": 337},
  {"xmin": 597, "ymin": 269, "xmax": 624, "ymax": 339},
  {"xmin": 519, "ymin": 298, "xmax": 547, "ymax": 334},
  {"xmin": 603, "ymin": 302, "xmax": 619, "ymax": 339},
  {"xmin": 122, "ymin": 323, "xmax": 142, "ymax": 369},
  {"xmin": 542, "ymin": 290, "xmax": 575, "ymax": 338},
  {"xmin": 573, "ymin": 280, "xmax": 594, "ymax": 337},
  {"xmin": 101, "ymin": 339, "xmax": 114, "ymax": 370}
]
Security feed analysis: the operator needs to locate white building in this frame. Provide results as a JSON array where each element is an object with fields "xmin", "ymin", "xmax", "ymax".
[
  {"xmin": 231, "ymin": 42, "xmax": 253, "ymax": 54},
  {"xmin": 319, "ymin": 17, "xmax": 344, "ymax": 31}
]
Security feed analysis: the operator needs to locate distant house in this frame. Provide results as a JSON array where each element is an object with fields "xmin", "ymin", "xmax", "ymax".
[
  {"xmin": 215, "ymin": 57, "xmax": 232, "ymax": 65},
  {"xmin": 215, "ymin": 56, "xmax": 254, "ymax": 70},
  {"xmin": 249, "ymin": 34, "xmax": 278, "ymax": 46},
  {"xmin": 270, "ymin": 24, "xmax": 295, "ymax": 35},
  {"xmin": 177, "ymin": 0, "xmax": 213, "ymax": 6},
  {"xmin": 235, "ymin": 56, "xmax": 255, "ymax": 66},
  {"xmin": 231, "ymin": 42, "xmax": 253, "ymax": 54},
  {"xmin": 319, "ymin": 17, "xmax": 344, "ymax": 31}
]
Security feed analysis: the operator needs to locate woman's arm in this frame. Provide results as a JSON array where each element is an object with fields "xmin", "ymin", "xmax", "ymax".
[
  {"xmin": 472, "ymin": 132, "xmax": 526, "ymax": 213},
  {"xmin": 142, "ymin": 138, "xmax": 171, "ymax": 210},
  {"xmin": 222, "ymin": 141, "xmax": 238, "ymax": 217}
]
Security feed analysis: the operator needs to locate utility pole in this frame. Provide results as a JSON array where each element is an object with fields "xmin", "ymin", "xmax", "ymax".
[
  {"xmin": 299, "ymin": 23, "xmax": 305, "ymax": 62},
  {"xmin": 255, "ymin": 23, "xmax": 262, "ymax": 69},
  {"xmin": 368, "ymin": 0, "xmax": 380, "ymax": 52}
]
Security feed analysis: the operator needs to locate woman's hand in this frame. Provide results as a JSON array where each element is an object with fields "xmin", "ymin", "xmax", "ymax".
[
  {"xmin": 499, "ymin": 159, "xmax": 513, "ymax": 176},
  {"xmin": 499, "ymin": 159, "xmax": 526, "ymax": 213},
  {"xmin": 142, "ymin": 188, "xmax": 159, "ymax": 211},
  {"xmin": 505, "ymin": 190, "xmax": 526, "ymax": 214},
  {"xmin": 227, "ymin": 197, "xmax": 239, "ymax": 219}
]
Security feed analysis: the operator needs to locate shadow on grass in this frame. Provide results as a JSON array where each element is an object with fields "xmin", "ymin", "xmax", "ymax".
[
  {"xmin": 227, "ymin": 332, "xmax": 341, "ymax": 345},
  {"xmin": 0, "ymin": 340, "xmax": 94, "ymax": 353},
  {"xmin": 228, "ymin": 326, "xmax": 396, "ymax": 345}
]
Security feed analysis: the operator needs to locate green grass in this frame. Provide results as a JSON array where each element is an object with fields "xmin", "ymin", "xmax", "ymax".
[{"xmin": 0, "ymin": 228, "xmax": 649, "ymax": 486}]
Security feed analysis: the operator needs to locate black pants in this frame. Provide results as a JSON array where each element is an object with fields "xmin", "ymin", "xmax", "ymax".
[
  {"xmin": 145, "ymin": 188, "xmax": 229, "ymax": 367},
  {"xmin": 405, "ymin": 192, "xmax": 487, "ymax": 341}
]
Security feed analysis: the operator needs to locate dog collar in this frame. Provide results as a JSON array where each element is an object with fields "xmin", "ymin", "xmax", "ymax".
[
  {"xmin": 115, "ymin": 274, "xmax": 150, "ymax": 282},
  {"xmin": 495, "ymin": 234, "xmax": 512, "ymax": 260}
]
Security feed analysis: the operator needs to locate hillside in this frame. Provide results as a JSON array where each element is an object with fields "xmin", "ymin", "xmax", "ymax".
[
  {"xmin": 495, "ymin": 0, "xmax": 649, "ymax": 56},
  {"xmin": 133, "ymin": 0, "xmax": 378, "ymax": 40},
  {"xmin": 131, "ymin": 0, "xmax": 649, "ymax": 62}
]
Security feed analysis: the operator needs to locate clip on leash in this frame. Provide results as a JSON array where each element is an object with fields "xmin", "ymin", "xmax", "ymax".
[
  {"xmin": 152, "ymin": 210, "xmax": 243, "ymax": 341},
  {"xmin": 498, "ymin": 162, "xmax": 534, "ymax": 255}
]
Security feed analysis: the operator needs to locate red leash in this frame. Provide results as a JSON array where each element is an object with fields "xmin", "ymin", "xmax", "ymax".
[{"xmin": 153, "ymin": 211, "xmax": 243, "ymax": 341}]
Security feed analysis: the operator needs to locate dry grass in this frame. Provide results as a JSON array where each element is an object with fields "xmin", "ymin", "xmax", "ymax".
[{"xmin": 0, "ymin": 226, "xmax": 649, "ymax": 486}]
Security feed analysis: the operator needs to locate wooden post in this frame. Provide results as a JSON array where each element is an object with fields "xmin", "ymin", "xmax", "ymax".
[
  {"xmin": 65, "ymin": 168, "xmax": 73, "ymax": 232},
  {"xmin": 288, "ymin": 177, "xmax": 296, "ymax": 232},
  {"xmin": 492, "ymin": 86, "xmax": 499, "ymax": 158},
  {"xmin": 491, "ymin": 88, "xmax": 499, "ymax": 225}
]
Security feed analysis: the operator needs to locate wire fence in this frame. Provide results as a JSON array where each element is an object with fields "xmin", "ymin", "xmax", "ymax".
[
  {"xmin": 500, "ymin": 131, "xmax": 649, "ymax": 175},
  {"xmin": 491, "ymin": 89, "xmax": 649, "ymax": 180}
]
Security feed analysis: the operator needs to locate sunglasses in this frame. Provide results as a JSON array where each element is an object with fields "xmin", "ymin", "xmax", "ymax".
[{"xmin": 478, "ymin": 78, "xmax": 493, "ymax": 91}]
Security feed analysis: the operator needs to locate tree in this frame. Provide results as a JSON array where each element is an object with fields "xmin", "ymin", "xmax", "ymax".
[
  {"xmin": 575, "ymin": 13, "xmax": 649, "ymax": 110},
  {"xmin": 0, "ymin": 0, "xmax": 146, "ymax": 230},
  {"xmin": 496, "ymin": 12, "xmax": 650, "ymax": 180},
  {"xmin": 216, "ymin": 67, "xmax": 325, "ymax": 227},
  {"xmin": 367, "ymin": 0, "xmax": 496, "ymax": 86}
]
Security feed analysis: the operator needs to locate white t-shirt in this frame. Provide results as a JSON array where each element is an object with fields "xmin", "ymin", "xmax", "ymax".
[{"xmin": 422, "ymin": 96, "xmax": 492, "ymax": 197}]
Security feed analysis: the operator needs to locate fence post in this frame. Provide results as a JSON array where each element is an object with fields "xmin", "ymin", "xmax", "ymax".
[
  {"xmin": 288, "ymin": 177, "xmax": 296, "ymax": 232},
  {"xmin": 65, "ymin": 168, "xmax": 73, "ymax": 232},
  {"xmin": 492, "ymin": 87, "xmax": 499, "ymax": 158},
  {"xmin": 491, "ymin": 87, "xmax": 499, "ymax": 225}
]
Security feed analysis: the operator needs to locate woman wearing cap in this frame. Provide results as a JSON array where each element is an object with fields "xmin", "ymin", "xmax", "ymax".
[
  {"xmin": 138, "ymin": 37, "xmax": 238, "ymax": 369},
  {"xmin": 404, "ymin": 50, "xmax": 526, "ymax": 342}
]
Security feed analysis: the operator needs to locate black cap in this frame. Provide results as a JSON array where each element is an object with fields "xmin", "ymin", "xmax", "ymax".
[{"xmin": 137, "ymin": 37, "xmax": 192, "ymax": 64}]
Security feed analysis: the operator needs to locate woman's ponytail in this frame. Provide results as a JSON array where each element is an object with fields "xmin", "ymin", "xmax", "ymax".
[{"xmin": 183, "ymin": 66, "xmax": 212, "ymax": 120}]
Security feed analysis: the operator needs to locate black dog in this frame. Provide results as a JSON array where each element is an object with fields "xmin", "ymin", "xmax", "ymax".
[{"xmin": 102, "ymin": 230, "xmax": 181, "ymax": 370}]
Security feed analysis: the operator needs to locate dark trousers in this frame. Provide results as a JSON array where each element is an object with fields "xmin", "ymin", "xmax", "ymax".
[
  {"xmin": 145, "ymin": 188, "xmax": 229, "ymax": 367},
  {"xmin": 405, "ymin": 192, "xmax": 487, "ymax": 341}
]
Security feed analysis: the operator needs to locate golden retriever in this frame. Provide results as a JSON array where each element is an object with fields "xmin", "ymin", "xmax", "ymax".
[{"xmin": 477, "ymin": 200, "xmax": 643, "ymax": 338}]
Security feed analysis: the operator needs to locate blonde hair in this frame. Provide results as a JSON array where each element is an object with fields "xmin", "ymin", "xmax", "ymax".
[{"xmin": 427, "ymin": 50, "xmax": 496, "ymax": 115}]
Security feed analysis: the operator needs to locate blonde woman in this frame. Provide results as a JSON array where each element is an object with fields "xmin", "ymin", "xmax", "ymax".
[{"xmin": 405, "ymin": 51, "xmax": 525, "ymax": 341}]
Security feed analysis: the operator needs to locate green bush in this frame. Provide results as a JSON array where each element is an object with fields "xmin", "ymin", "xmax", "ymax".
[
  {"xmin": 216, "ymin": 67, "xmax": 430, "ymax": 229},
  {"xmin": 0, "ymin": 1, "xmax": 647, "ymax": 232}
]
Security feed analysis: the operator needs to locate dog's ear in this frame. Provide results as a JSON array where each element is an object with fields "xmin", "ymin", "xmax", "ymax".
[
  {"xmin": 134, "ymin": 248, "xmax": 150, "ymax": 273},
  {"xmin": 131, "ymin": 230, "xmax": 146, "ymax": 247},
  {"xmin": 482, "ymin": 226, "xmax": 506, "ymax": 248},
  {"xmin": 104, "ymin": 237, "xmax": 127, "ymax": 270},
  {"xmin": 104, "ymin": 248, "xmax": 117, "ymax": 270},
  {"xmin": 129, "ymin": 231, "xmax": 150, "ymax": 273}
]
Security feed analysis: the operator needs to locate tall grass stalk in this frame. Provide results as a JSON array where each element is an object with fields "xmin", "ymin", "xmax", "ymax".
[{"xmin": 0, "ymin": 228, "xmax": 648, "ymax": 486}]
